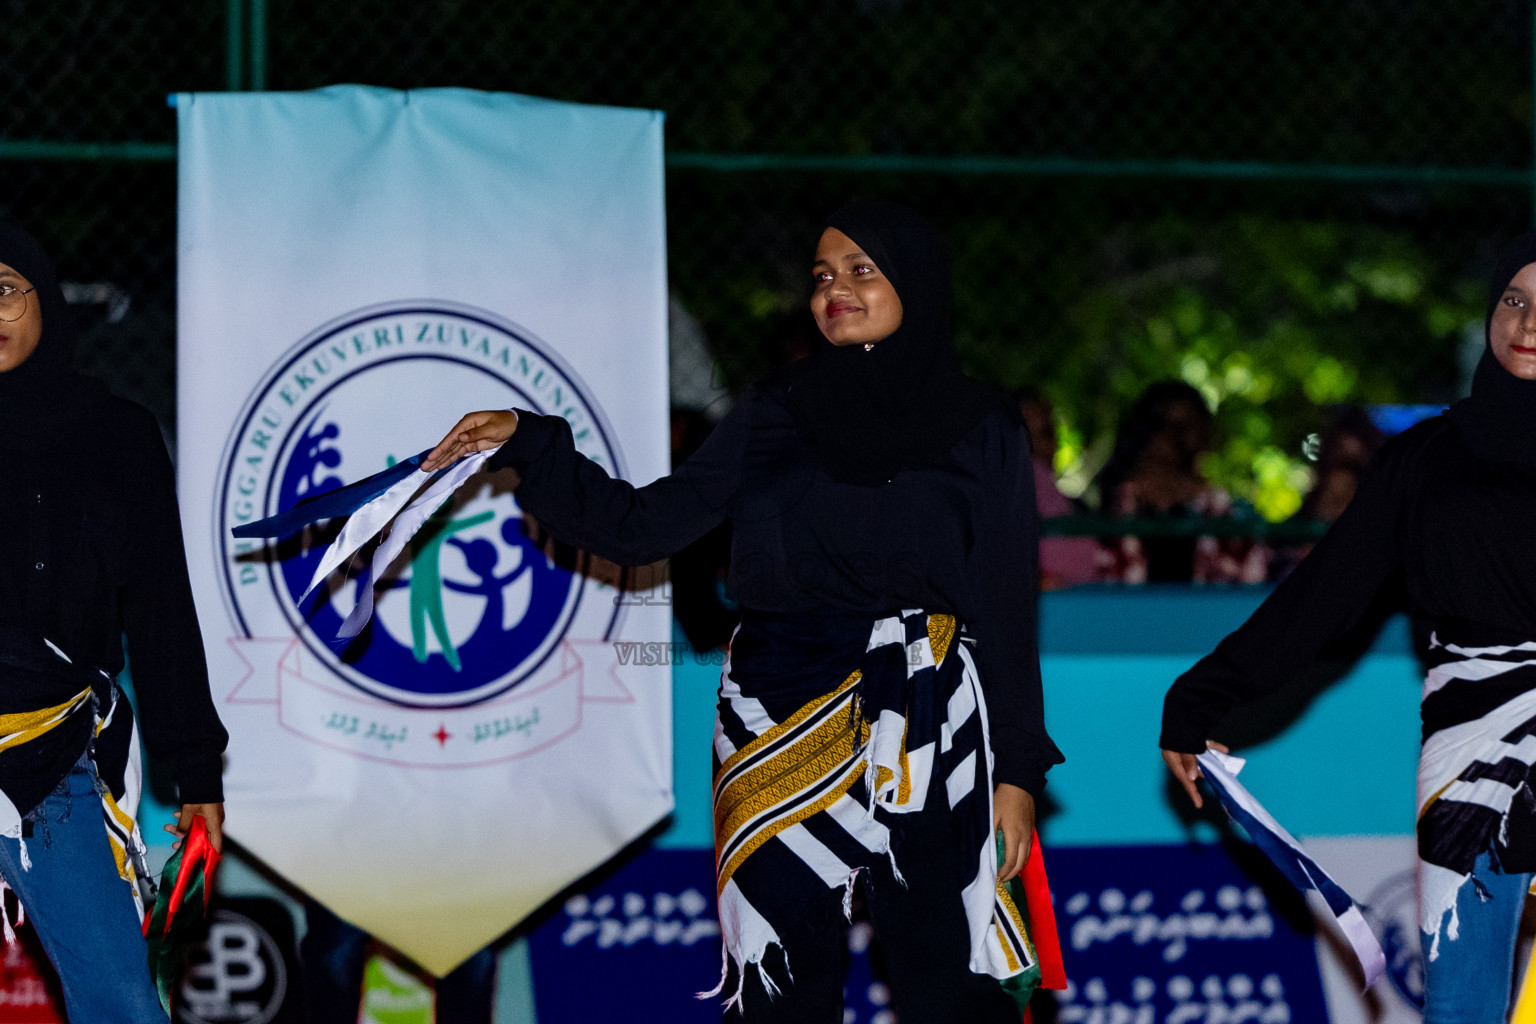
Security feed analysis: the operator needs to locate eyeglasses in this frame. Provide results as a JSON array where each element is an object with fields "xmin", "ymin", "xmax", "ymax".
[{"xmin": 0, "ymin": 284, "xmax": 35, "ymax": 324}]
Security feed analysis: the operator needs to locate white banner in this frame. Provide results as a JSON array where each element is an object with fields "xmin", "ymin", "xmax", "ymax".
[{"xmin": 176, "ymin": 86, "xmax": 672, "ymax": 975}]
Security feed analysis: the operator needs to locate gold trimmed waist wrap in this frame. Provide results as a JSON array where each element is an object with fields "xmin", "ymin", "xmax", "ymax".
[{"xmin": 703, "ymin": 610, "xmax": 1040, "ymax": 1011}]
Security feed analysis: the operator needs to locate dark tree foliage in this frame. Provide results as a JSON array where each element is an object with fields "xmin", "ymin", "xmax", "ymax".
[{"xmin": 2, "ymin": 0, "xmax": 1530, "ymax": 511}]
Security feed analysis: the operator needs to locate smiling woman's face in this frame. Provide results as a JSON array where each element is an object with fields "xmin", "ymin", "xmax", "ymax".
[
  {"xmin": 809, "ymin": 228, "xmax": 903, "ymax": 348},
  {"xmin": 1490, "ymin": 261, "xmax": 1536, "ymax": 381},
  {"xmin": 0, "ymin": 262, "xmax": 42, "ymax": 374}
]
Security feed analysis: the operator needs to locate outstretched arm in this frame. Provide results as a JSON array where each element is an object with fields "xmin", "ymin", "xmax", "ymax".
[{"xmin": 423, "ymin": 402, "xmax": 749, "ymax": 567}]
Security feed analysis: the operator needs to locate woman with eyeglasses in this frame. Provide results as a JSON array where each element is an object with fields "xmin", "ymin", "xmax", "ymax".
[{"xmin": 0, "ymin": 222, "xmax": 228, "ymax": 1022}]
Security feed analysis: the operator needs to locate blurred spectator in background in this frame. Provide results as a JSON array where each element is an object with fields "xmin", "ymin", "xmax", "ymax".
[
  {"xmin": 1270, "ymin": 405, "xmax": 1387, "ymax": 579},
  {"xmin": 1297, "ymin": 405, "xmax": 1387, "ymax": 524},
  {"xmin": 1095, "ymin": 380, "xmax": 1268, "ymax": 584},
  {"xmin": 1015, "ymin": 388, "xmax": 1100, "ymax": 589}
]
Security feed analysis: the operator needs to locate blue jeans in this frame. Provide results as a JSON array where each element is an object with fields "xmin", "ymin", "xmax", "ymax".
[
  {"xmin": 1420, "ymin": 849, "xmax": 1533, "ymax": 1024},
  {"xmin": 0, "ymin": 753, "xmax": 165, "ymax": 1023}
]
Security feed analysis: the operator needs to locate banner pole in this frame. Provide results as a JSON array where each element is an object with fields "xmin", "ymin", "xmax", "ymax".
[
  {"xmin": 225, "ymin": 0, "xmax": 245, "ymax": 91},
  {"xmin": 249, "ymin": 0, "xmax": 268, "ymax": 92}
]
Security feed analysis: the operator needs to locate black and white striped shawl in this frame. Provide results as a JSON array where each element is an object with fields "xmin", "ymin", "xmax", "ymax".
[
  {"xmin": 705, "ymin": 610, "xmax": 1036, "ymax": 1010},
  {"xmin": 1418, "ymin": 631, "xmax": 1536, "ymax": 957}
]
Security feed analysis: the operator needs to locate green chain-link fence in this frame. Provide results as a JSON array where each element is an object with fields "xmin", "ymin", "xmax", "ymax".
[{"xmin": 4, "ymin": 0, "xmax": 1534, "ymax": 517}]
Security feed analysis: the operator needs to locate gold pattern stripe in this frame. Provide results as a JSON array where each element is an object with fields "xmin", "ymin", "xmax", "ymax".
[
  {"xmin": 716, "ymin": 760, "xmax": 866, "ymax": 896},
  {"xmin": 996, "ymin": 876, "xmax": 1031, "ymax": 941},
  {"xmin": 0, "ymin": 691, "xmax": 91, "ymax": 756},
  {"xmin": 716, "ymin": 670, "xmax": 863, "ymax": 781},
  {"xmin": 713, "ymin": 688, "xmax": 859, "ymax": 805},
  {"xmin": 928, "ymin": 614, "xmax": 956, "ymax": 666},
  {"xmin": 714, "ymin": 696, "xmax": 867, "ymax": 850},
  {"xmin": 0, "ymin": 690, "xmax": 90, "ymax": 735},
  {"xmin": 994, "ymin": 922, "xmax": 1021, "ymax": 973}
]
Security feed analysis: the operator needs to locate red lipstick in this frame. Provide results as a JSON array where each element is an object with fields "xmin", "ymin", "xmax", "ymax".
[{"xmin": 826, "ymin": 302, "xmax": 860, "ymax": 319}]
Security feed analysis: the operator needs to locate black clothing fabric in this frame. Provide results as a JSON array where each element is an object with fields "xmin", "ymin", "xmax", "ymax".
[
  {"xmin": 726, "ymin": 802, "xmax": 1020, "ymax": 1024},
  {"xmin": 1162, "ymin": 414, "xmax": 1536, "ymax": 752},
  {"xmin": 785, "ymin": 202, "xmax": 1002, "ymax": 488},
  {"xmin": 0, "ymin": 626, "xmax": 101, "ymax": 820},
  {"xmin": 488, "ymin": 389, "xmax": 1060, "ymax": 796},
  {"xmin": 1450, "ymin": 229, "xmax": 1536, "ymax": 469},
  {"xmin": 0, "ymin": 223, "xmax": 107, "ymax": 451},
  {"xmin": 0, "ymin": 224, "xmax": 224, "ymax": 803},
  {"xmin": 669, "ymin": 521, "xmax": 738, "ymax": 652},
  {"xmin": 0, "ymin": 397, "xmax": 227, "ymax": 803}
]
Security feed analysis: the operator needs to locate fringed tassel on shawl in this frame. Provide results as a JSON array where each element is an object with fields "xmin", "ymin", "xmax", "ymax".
[
  {"xmin": 0, "ymin": 880, "xmax": 22, "ymax": 946},
  {"xmin": 703, "ymin": 880, "xmax": 788, "ymax": 1012},
  {"xmin": 697, "ymin": 938, "xmax": 789, "ymax": 1014},
  {"xmin": 1423, "ymin": 869, "xmax": 1464, "ymax": 962}
]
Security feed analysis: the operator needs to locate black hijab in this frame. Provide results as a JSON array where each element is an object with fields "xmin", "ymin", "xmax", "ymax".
[
  {"xmin": 783, "ymin": 202, "xmax": 1003, "ymax": 487},
  {"xmin": 1449, "ymin": 230, "xmax": 1536, "ymax": 468},
  {"xmin": 0, "ymin": 223, "xmax": 108, "ymax": 451}
]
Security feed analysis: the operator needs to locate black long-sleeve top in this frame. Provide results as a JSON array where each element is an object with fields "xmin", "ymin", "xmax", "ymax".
[
  {"xmin": 487, "ymin": 388, "xmax": 1063, "ymax": 796},
  {"xmin": 0, "ymin": 397, "xmax": 227, "ymax": 803},
  {"xmin": 1162, "ymin": 415, "xmax": 1536, "ymax": 752}
]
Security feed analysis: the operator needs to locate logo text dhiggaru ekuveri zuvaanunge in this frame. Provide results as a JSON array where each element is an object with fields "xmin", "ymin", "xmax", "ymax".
[{"xmin": 216, "ymin": 301, "xmax": 631, "ymax": 764}]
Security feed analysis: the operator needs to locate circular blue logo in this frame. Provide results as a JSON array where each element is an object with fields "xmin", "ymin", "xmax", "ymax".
[{"xmin": 217, "ymin": 302, "xmax": 624, "ymax": 708}]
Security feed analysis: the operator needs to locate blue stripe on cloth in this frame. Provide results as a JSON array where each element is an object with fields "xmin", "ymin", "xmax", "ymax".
[
  {"xmin": 1203, "ymin": 769, "xmax": 1354, "ymax": 918},
  {"xmin": 230, "ymin": 448, "xmax": 431, "ymax": 539},
  {"xmin": 1196, "ymin": 750, "xmax": 1385, "ymax": 991}
]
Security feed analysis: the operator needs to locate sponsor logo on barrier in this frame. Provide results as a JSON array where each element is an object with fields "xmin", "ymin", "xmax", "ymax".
[
  {"xmin": 216, "ymin": 302, "xmax": 633, "ymax": 766},
  {"xmin": 177, "ymin": 908, "xmax": 290, "ymax": 1024}
]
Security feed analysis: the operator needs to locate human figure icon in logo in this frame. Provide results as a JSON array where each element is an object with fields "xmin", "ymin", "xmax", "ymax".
[
  {"xmin": 443, "ymin": 534, "xmax": 533, "ymax": 640},
  {"xmin": 291, "ymin": 417, "xmax": 345, "ymax": 500},
  {"xmin": 403, "ymin": 503, "xmax": 493, "ymax": 672}
]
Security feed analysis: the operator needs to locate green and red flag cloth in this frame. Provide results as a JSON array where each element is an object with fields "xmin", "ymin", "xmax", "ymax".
[
  {"xmin": 998, "ymin": 830, "xmax": 1068, "ymax": 1021},
  {"xmin": 143, "ymin": 814, "xmax": 221, "ymax": 1014}
]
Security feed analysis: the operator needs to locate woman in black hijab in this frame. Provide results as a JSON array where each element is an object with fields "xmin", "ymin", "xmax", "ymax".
[
  {"xmin": 0, "ymin": 223, "xmax": 228, "ymax": 1022},
  {"xmin": 1160, "ymin": 230, "xmax": 1536, "ymax": 1023},
  {"xmin": 423, "ymin": 203, "xmax": 1061, "ymax": 1021}
]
